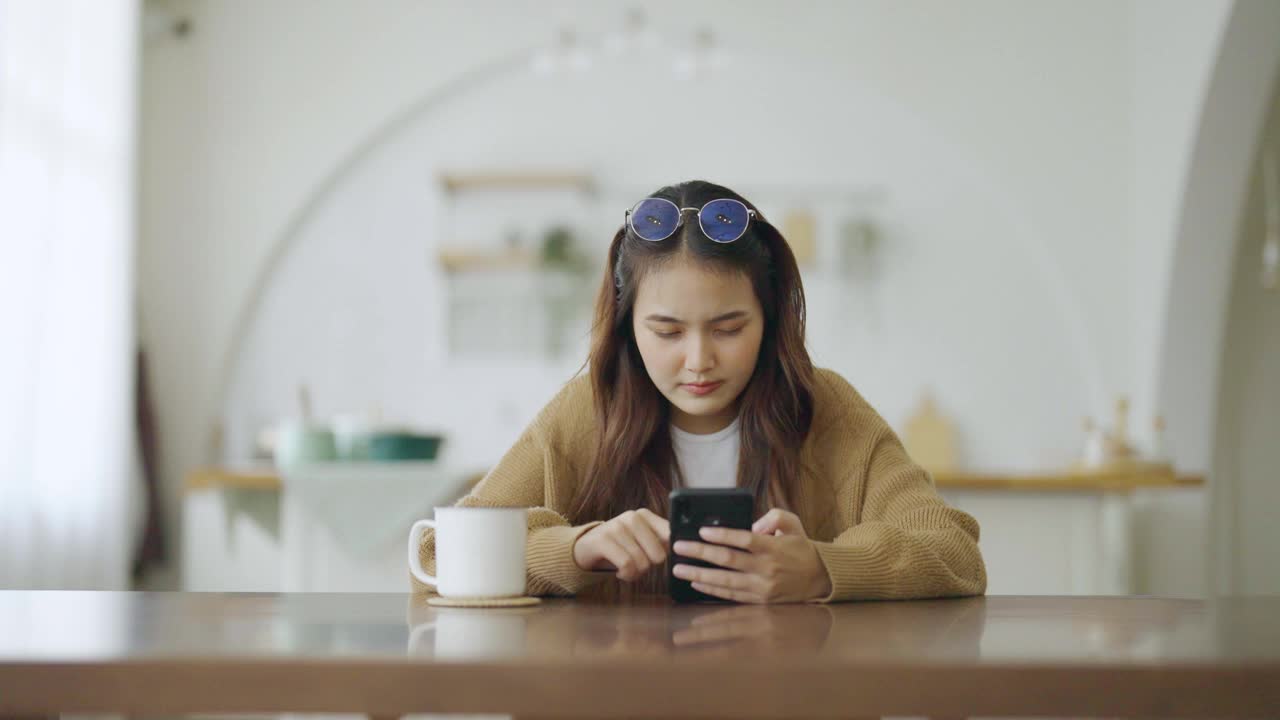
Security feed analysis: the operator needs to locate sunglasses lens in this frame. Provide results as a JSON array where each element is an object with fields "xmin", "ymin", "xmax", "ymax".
[
  {"xmin": 699, "ymin": 199, "xmax": 751, "ymax": 243},
  {"xmin": 630, "ymin": 198, "xmax": 681, "ymax": 241}
]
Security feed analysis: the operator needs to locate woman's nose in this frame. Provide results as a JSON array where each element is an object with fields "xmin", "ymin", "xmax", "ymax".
[{"xmin": 685, "ymin": 335, "xmax": 715, "ymax": 373}]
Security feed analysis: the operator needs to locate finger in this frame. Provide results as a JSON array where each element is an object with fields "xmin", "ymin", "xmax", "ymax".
[
  {"xmin": 601, "ymin": 534, "xmax": 647, "ymax": 581},
  {"xmin": 611, "ymin": 513, "xmax": 654, "ymax": 574},
  {"xmin": 672, "ymin": 540, "xmax": 753, "ymax": 572},
  {"xmin": 615, "ymin": 530, "xmax": 653, "ymax": 577},
  {"xmin": 691, "ymin": 581, "xmax": 758, "ymax": 604},
  {"xmin": 752, "ymin": 509, "xmax": 784, "ymax": 534},
  {"xmin": 753, "ymin": 509, "xmax": 804, "ymax": 536},
  {"xmin": 775, "ymin": 511, "xmax": 805, "ymax": 535},
  {"xmin": 672, "ymin": 563, "xmax": 759, "ymax": 592},
  {"xmin": 597, "ymin": 535, "xmax": 630, "ymax": 577},
  {"xmin": 638, "ymin": 509, "xmax": 671, "ymax": 542},
  {"xmin": 699, "ymin": 526, "xmax": 761, "ymax": 551},
  {"xmin": 627, "ymin": 515, "xmax": 668, "ymax": 565}
]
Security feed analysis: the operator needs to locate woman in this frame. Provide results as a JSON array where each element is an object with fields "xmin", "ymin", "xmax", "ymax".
[{"xmin": 413, "ymin": 180, "xmax": 986, "ymax": 603}]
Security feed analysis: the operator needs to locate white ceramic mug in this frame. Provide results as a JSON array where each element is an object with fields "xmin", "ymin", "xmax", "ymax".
[
  {"xmin": 273, "ymin": 419, "xmax": 337, "ymax": 470},
  {"xmin": 408, "ymin": 507, "xmax": 527, "ymax": 598}
]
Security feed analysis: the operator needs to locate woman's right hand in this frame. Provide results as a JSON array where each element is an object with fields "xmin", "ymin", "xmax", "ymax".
[{"xmin": 572, "ymin": 509, "xmax": 671, "ymax": 582}]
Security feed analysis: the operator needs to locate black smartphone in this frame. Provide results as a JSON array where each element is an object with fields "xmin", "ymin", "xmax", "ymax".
[{"xmin": 668, "ymin": 488, "xmax": 755, "ymax": 603}]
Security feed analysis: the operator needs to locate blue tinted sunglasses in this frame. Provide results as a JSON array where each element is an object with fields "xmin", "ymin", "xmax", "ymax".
[{"xmin": 625, "ymin": 197, "xmax": 757, "ymax": 243}]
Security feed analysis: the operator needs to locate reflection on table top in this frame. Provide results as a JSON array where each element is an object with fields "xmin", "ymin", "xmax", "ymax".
[
  {"xmin": 0, "ymin": 592, "xmax": 1276, "ymax": 665},
  {"xmin": 3, "ymin": 592, "xmax": 1279, "ymax": 717}
]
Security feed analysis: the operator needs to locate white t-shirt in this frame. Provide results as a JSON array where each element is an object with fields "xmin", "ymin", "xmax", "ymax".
[{"xmin": 670, "ymin": 415, "xmax": 741, "ymax": 489}]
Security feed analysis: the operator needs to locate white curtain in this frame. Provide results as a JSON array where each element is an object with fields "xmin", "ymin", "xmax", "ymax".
[{"xmin": 0, "ymin": 0, "xmax": 139, "ymax": 589}]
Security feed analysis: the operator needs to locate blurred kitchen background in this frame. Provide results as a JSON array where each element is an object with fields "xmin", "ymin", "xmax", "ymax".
[{"xmin": 2, "ymin": 0, "xmax": 1278, "ymax": 598}]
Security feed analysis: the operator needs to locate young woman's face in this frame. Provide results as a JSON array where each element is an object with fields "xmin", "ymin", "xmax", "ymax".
[{"xmin": 631, "ymin": 258, "xmax": 764, "ymax": 434}]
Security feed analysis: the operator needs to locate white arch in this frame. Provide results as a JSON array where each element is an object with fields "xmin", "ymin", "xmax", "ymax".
[
  {"xmin": 210, "ymin": 48, "xmax": 1108, "ymax": 470},
  {"xmin": 204, "ymin": 47, "xmax": 539, "ymax": 460},
  {"xmin": 1153, "ymin": 0, "xmax": 1280, "ymax": 592}
]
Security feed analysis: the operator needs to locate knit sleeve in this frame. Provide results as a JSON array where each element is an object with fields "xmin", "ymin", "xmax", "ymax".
[
  {"xmin": 410, "ymin": 406, "xmax": 608, "ymax": 597},
  {"xmin": 808, "ymin": 378, "xmax": 987, "ymax": 602}
]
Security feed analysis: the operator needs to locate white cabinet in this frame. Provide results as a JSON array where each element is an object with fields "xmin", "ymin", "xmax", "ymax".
[
  {"xmin": 183, "ymin": 486, "xmax": 283, "ymax": 591},
  {"xmin": 941, "ymin": 487, "xmax": 1205, "ymax": 596},
  {"xmin": 278, "ymin": 462, "xmax": 477, "ymax": 591},
  {"xmin": 942, "ymin": 490, "xmax": 1131, "ymax": 595},
  {"xmin": 182, "ymin": 463, "xmax": 479, "ymax": 592}
]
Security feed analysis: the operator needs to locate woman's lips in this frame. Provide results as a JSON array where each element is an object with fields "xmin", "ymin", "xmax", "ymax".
[{"xmin": 680, "ymin": 381, "xmax": 724, "ymax": 396}]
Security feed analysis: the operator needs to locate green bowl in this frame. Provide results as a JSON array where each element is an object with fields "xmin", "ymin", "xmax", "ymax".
[{"xmin": 367, "ymin": 432, "xmax": 443, "ymax": 461}]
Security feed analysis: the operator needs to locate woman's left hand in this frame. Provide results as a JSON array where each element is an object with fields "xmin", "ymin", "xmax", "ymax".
[{"xmin": 671, "ymin": 509, "xmax": 833, "ymax": 604}]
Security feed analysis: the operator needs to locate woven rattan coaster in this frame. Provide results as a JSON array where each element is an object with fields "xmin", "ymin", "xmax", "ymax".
[{"xmin": 427, "ymin": 595, "xmax": 542, "ymax": 608}]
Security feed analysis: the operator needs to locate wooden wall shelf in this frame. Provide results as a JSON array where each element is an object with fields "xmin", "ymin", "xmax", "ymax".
[
  {"xmin": 436, "ymin": 248, "xmax": 537, "ymax": 273},
  {"xmin": 932, "ymin": 468, "xmax": 1203, "ymax": 492},
  {"xmin": 186, "ymin": 466, "xmax": 282, "ymax": 493},
  {"xmin": 439, "ymin": 172, "xmax": 596, "ymax": 194}
]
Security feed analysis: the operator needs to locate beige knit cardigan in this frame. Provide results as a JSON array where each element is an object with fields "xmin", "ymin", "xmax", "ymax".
[{"xmin": 412, "ymin": 368, "xmax": 986, "ymax": 602}]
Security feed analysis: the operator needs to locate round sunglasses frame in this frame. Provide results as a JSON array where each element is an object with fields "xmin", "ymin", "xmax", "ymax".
[{"xmin": 625, "ymin": 197, "xmax": 757, "ymax": 244}]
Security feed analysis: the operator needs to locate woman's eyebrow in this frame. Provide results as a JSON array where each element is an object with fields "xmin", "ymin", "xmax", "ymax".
[{"xmin": 643, "ymin": 310, "xmax": 748, "ymax": 324}]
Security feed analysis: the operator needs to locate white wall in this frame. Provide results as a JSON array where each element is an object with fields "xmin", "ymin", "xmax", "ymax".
[
  {"xmin": 141, "ymin": 0, "xmax": 1243, "ymax": 594},
  {"xmin": 220, "ymin": 26, "xmax": 1125, "ymax": 474},
  {"xmin": 1130, "ymin": 0, "xmax": 1233, "ymax": 456}
]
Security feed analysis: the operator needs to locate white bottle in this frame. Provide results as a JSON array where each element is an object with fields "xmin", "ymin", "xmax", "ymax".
[
  {"xmin": 1150, "ymin": 415, "xmax": 1168, "ymax": 463},
  {"xmin": 1082, "ymin": 417, "xmax": 1106, "ymax": 468}
]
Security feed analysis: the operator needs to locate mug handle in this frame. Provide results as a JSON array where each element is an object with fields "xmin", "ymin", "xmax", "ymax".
[{"xmin": 408, "ymin": 519, "xmax": 437, "ymax": 587}]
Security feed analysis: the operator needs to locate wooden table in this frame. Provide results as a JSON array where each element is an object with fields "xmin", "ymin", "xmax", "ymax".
[{"xmin": 1, "ymin": 592, "xmax": 1277, "ymax": 718}]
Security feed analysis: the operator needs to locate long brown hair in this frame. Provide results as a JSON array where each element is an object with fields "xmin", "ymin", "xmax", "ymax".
[{"xmin": 569, "ymin": 180, "xmax": 817, "ymax": 529}]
